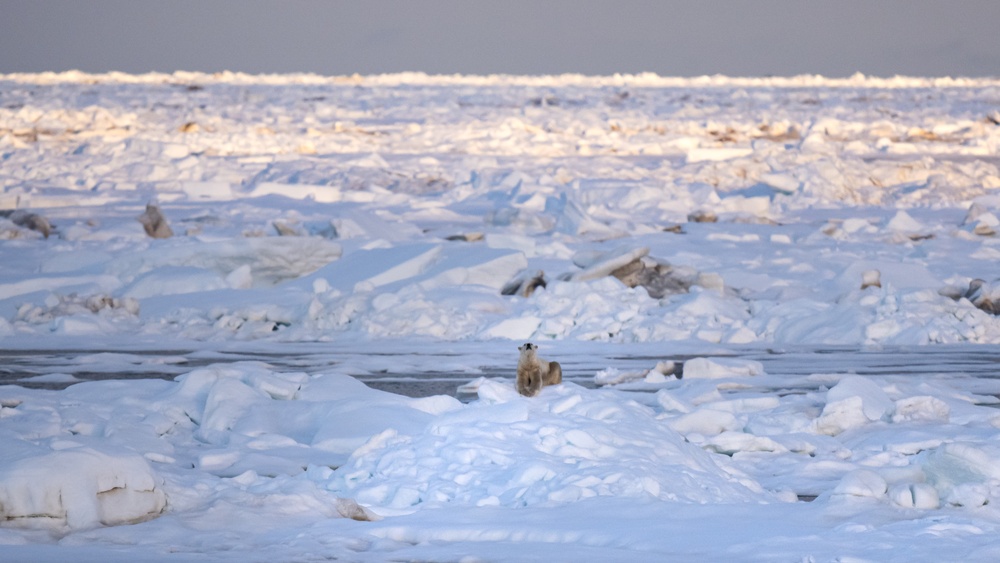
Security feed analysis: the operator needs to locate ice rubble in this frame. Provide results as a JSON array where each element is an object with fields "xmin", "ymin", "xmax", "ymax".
[{"xmin": 3, "ymin": 72, "xmax": 1000, "ymax": 346}]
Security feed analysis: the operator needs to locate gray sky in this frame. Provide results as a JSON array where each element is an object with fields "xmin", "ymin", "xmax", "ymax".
[{"xmin": 2, "ymin": 1, "xmax": 998, "ymax": 77}]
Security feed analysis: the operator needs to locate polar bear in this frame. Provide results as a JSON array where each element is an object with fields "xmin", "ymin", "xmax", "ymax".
[{"xmin": 517, "ymin": 342, "xmax": 562, "ymax": 397}]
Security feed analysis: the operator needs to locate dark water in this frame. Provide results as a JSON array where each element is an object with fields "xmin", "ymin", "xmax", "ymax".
[
  {"xmin": 3, "ymin": 344, "xmax": 1000, "ymax": 401},
  {"xmin": 0, "ymin": 347, "xmax": 522, "ymax": 398}
]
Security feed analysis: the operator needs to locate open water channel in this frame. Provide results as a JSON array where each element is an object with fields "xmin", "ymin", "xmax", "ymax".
[{"xmin": 4, "ymin": 342, "xmax": 1000, "ymax": 404}]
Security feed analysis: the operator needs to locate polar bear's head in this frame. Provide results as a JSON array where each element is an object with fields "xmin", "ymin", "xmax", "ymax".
[{"xmin": 518, "ymin": 342, "xmax": 538, "ymax": 361}]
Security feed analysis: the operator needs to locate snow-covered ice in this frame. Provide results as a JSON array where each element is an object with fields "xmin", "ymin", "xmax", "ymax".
[{"xmin": 4, "ymin": 71, "xmax": 1000, "ymax": 560}]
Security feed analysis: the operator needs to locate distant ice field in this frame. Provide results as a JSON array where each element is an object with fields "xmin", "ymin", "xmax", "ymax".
[{"xmin": 3, "ymin": 71, "xmax": 1000, "ymax": 347}]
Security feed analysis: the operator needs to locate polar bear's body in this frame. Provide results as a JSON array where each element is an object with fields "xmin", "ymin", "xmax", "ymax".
[{"xmin": 516, "ymin": 342, "xmax": 562, "ymax": 397}]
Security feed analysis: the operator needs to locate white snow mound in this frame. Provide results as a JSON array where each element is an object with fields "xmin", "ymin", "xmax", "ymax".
[{"xmin": 329, "ymin": 380, "xmax": 769, "ymax": 512}]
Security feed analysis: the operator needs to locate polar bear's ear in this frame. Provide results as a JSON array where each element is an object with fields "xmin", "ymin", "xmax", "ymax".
[{"xmin": 518, "ymin": 344, "xmax": 524, "ymax": 352}]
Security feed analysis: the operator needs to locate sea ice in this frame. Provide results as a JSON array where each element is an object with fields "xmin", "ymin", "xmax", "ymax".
[{"xmin": 3, "ymin": 70, "xmax": 1000, "ymax": 561}]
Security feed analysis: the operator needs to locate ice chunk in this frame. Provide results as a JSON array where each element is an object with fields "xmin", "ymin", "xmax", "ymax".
[
  {"xmin": 814, "ymin": 376, "xmax": 894, "ymax": 435},
  {"xmin": 707, "ymin": 396, "xmax": 780, "ymax": 413},
  {"xmin": 814, "ymin": 396, "xmax": 870, "ymax": 436},
  {"xmin": 682, "ymin": 357, "xmax": 764, "ymax": 379},
  {"xmin": 687, "ymin": 209, "xmax": 717, "ymax": 223},
  {"xmin": 860, "ymin": 269, "xmax": 881, "ymax": 290},
  {"xmin": 571, "ymin": 246, "xmax": 650, "ymax": 282},
  {"xmin": 595, "ymin": 361, "xmax": 675, "ymax": 386},
  {"xmin": 17, "ymin": 372, "xmax": 81, "ymax": 384},
  {"xmin": 838, "ymin": 261, "xmax": 941, "ymax": 292},
  {"xmin": 959, "ymin": 278, "xmax": 1000, "ymax": 315},
  {"xmin": 335, "ymin": 497, "xmax": 380, "ymax": 521},
  {"xmin": 942, "ymin": 483, "xmax": 991, "ymax": 507},
  {"xmin": 892, "ymin": 396, "xmax": 950, "ymax": 423},
  {"xmin": 249, "ymin": 182, "xmax": 343, "ymax": 203},
  {"xmin": 51, "ymin": 315, "xmax": 117, "ymax": 335},
  {"xmin": 475, "ymin": 378, "xmax": 522, "ymax": 403},
  {"xmin": 594, "ymin": 367, "xmax": 642, "ymax": 386},
  {"xmin": 686, "ymin": 147, "xmax": 753, "ymax": 163},
  {"xmin": 667, "ymin": 409, "xmax": 742, "ymax": 436},
  {"xmin": 842, "ymin": 217, "xmax": 872, "ymax": 234},
  {"xmin": 759, "ymin": 173, "xmax": 800, "ymax": 194},
  {"xmin": 332, "ymin": 210, "xmax": 422, "ymax": 242},
  {"xmin": 122, "ymin": 266, "xmax": 228, "ymax": 299},
  {"xmin": 655, "ymin": 390, "xmax": 693, "ymax": 414},
  {"xmin": 408, "ymin": 395, "xmax": 464, "ymax": 416},
  {"xmin": 889, "ymin": 483, "xmax": 939, "ymax": 509},
  {"xmin": 886, "ymin": 210, "xmax": 924, "ymax": 233},
  {"xmin": 923, "ymin": 443, "xmax": 1000, "ymax": 499},
  {"xmin": 826, "ymin": 376, "xmax": 894, "ymax": 422},
  {"xmin": 225, "ymin": 264, "xmax": 253, "ymax": 289},
  {"xmin": 181, "ymin": 181, "xmax": 232, "ymax": 201},
  {"xmin": 832, "ymin": 469, "xmax": 887, "ymax": 499},
  {"xmin": 5, "ymin": 210, "xmax": 52, "ymax": 238},
  {"xmin": 501, "ymin": 269, "xmax": 547, "ymax": 297},
  {"xmin": 303, "ymin": 244, "xmax": 441, "ymax": 293},
  {"xmin": 702, "ymin": 431, "xmax": 787, "ymax": 455},
  {"xmin": 546, "ymin": 193, "xmax": 619, "ymax": 237},
  {"xmin": 413, "ymin": 247, "xmax": 528, "ymax": 291},
  {"xmin": 456, "ymin": 376, "xmax": 497, "ymax": 394},
  {"xmin": 0, "ymin": 446, "xmax": 165, "ymax": 529}
]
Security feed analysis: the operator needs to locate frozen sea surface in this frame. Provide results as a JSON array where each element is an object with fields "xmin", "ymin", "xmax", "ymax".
[{"xmin": 4, "ymin": 71, "xmax": 1000, "ymax": 560}]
